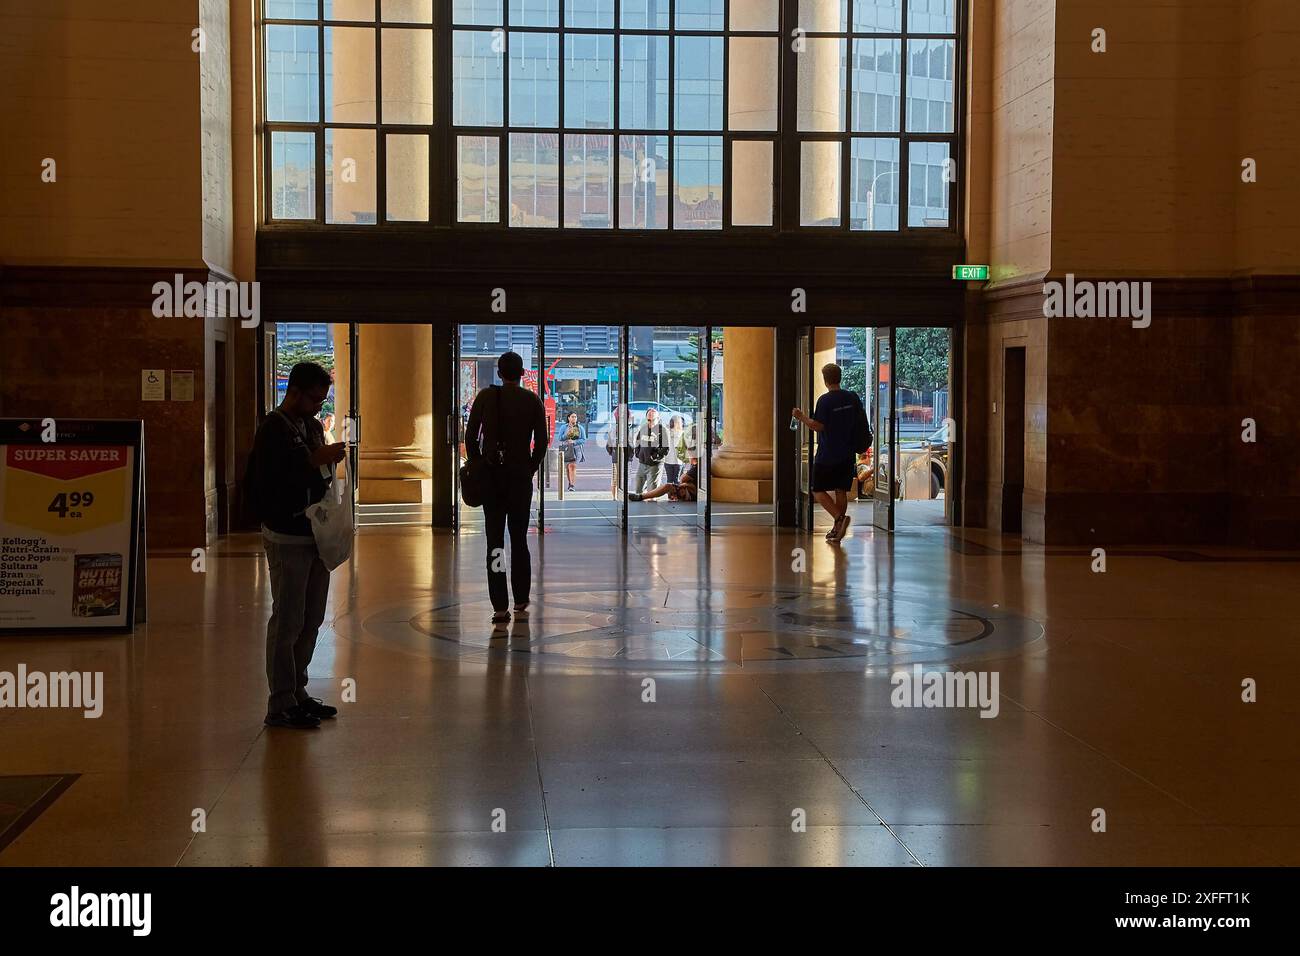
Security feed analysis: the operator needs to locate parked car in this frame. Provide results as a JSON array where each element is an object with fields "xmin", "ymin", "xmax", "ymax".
[
  {"xmin": 626, "ymin": 401, "xmax": 694, "ymax": 429},
  {"xmin": 595, "ymin": 402, "xmax": 695, "ymax": 448},
  {"xmin": 899, "ymin": 421, "xmax": 950, "ymax": 499}
]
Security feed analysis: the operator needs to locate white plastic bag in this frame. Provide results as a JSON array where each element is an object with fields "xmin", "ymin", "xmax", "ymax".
[{"xmin": 305, "ymin": 456, "xmax": 354, "ymax": 571}]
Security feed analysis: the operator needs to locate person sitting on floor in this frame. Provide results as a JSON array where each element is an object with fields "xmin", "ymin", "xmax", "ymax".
[{"xmin": 629, "ymin": 458, "xmax": 698, "ymax": 503}]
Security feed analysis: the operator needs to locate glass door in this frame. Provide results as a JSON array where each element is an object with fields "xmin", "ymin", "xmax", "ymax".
[
  {"xmin": 695, "ymin": 326, "xmax": 713, "ymax": 532},
  {"xmin": 794, "ymin": 326, "xmax": 815, "ymax": 531},
  {"xmin": 872, "ymin": 327, "xmax": 896, "ymax": 532},
  {"xmin": 454, "ymin": 324, "xmax": 541, "ymax": 533},
  {"xmin": 616, "ymin": 324, "xmax": 629, "ymax": 531}
]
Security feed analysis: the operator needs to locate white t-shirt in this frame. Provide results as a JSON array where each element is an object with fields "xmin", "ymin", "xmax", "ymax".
[{"xmin": 665, "ymin": 427, "xmax": 683, "ymax": 465}]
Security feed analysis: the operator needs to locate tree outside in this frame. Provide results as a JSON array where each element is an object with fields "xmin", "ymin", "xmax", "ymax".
[{"xmin": 276, "ymin": 340, "xmax": 337, "ymax": 415}]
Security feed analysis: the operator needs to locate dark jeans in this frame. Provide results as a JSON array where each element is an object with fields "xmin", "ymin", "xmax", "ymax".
[
  {"xmin": 484, "ymin": 477, "xmax": 534, "ymax": 612},
  {"xmin": 664, "ymin": 463, "xmax": 681, "ymax": 484}
]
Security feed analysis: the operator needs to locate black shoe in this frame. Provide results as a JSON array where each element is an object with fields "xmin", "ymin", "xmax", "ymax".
[
  {"xmin": 265, "ymin": 707, "xmax": 320, "ymax": 729},
  {"xmin": 299, "ymin": 697, "xmax": 338, "ymax": 719},
  {"xmin": 628, "ymin": 492, "xmax": 643, "ymax": 501}
]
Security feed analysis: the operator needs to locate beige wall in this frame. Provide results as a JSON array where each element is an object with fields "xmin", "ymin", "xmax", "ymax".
[
  {"xmin": 0, "ymin": 0, "xmax": 205, "ymax": 267},
  {"xmin": 1052, "ymin": 0, "xmax": 1238, "ymax": 276},
  {"xmin": 984, "ymin": 0, "xmax": 1056, "ymax": 281},
  {"xmin": 200, "ymin": 0, "xmax": 234, "ymax": 276},
  {"xmin": 1234, "ymin": 0, "xmax": 1300, "ymax": 275}
]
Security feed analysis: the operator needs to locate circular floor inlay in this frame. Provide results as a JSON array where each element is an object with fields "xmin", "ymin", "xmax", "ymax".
[{"xmin": 355, "ymin": 587, "xmax": 1043, "ymax": 672}]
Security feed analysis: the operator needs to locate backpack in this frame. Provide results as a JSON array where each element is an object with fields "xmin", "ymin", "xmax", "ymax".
[{"xmin": 852, "ymin": 392, "xmax": 873, "ymax": 455}]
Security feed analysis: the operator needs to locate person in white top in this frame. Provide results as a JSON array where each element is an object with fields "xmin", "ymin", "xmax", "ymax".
[{"xmin": 664, "ymin": 415, "xmax": 684, "ymax": 485}]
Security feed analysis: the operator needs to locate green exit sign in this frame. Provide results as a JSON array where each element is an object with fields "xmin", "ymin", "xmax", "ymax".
[{"xmin": 952, "ymin": 264, "xmax": 990, "ymax": 281}]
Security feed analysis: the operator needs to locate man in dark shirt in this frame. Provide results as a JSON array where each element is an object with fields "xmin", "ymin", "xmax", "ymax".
[
  {"xmin": 792, "ymin": 363, "xmax": 865, "ymax": 541},
  {"xmin": 466, "ymin": 351, "xmax": 549, "ymax": 624},
  {"xmin": 247, "ymin": 362, "xmax": 346, "ymax": 729}
]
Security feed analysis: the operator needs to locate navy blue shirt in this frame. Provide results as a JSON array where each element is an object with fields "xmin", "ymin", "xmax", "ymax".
[{"xmin": 813, "ymin": 389, "xmax": 861, "ymax": 464}]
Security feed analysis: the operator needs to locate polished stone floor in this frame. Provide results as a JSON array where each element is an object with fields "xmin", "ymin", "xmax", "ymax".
[{"xmin": 1, "ymin": 516, "xmax": 1297, "ymax": 866}]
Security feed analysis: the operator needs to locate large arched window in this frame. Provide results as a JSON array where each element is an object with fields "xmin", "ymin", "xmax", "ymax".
[{"xmin": 262, "ymin": 0, "xmax": 962, "ymax": 232}]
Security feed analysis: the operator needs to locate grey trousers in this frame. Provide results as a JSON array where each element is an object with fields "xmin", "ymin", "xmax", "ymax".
[
  {"xmin": 264, "ymin": 538, "xmax": 330, "ymax": 714},
  {"xmin": 635, "ymin": 461, "xmax": 662, "ymax": 494}
]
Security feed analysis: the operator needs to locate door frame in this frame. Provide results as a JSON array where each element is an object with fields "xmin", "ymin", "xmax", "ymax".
[{"xmin": 872, "ymin": 326, "xmax": 897, "ymax": 533}]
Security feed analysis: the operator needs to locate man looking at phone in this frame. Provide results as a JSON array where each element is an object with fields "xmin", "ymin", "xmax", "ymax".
[{"xmin": 247, "ymin": 362, "xmax": 347, "ymax": 729}]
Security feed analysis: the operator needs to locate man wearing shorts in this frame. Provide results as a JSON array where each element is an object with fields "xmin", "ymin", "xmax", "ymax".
[{"xmin": 792, "ymin": 364, "xmax": 865, "ymax": 541}]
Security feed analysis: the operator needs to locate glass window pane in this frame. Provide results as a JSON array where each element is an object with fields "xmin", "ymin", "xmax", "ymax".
[
  {"xmin": 565, "ymin": 0, "xmax": 613, "ymax": 28},
  {"xmin": 267, "ymin": 0, "xmax": 318, "ymax": 18},
  {"xmin": 509, "ymin": 131, "xmax": 560, "ymax": 227},
  {"xmin": 564, "ymin": 33, "xmax": 614, "ymax": 129},
  {"xmin": 457, "ymin": 135, "xmax": 501, "ymax": 222},
  {"xmin": 798, "ymin": 0, "xmax": 847, "ymax": 32},
  {"xmin": 326, "ymin": 128, "xmax": 376, "ymax": 223},
  {"xmin": 909, "ymin": 0, "xmax": 956, "ymax": 34},
  {"xmin": 454, "ymin": 0, "xmax": 503, "ymax": 25},
  {"xmin": 381, "ymin": 28, "xmax": 434, "ymax": 123},
  {"xmin": 323, "ymin": 0, "xmax": 374, "ymax": 20},
  {"xmin": 850, "ymin": 137, "xmax": 900, "ymax": 230},
  {"xmin": 797, "ymin": 37, "xmax": 845, "ymax": 131},
  {"xmin": 265, "ymin": 25, "xmax": 320, "ymax": 122},
  {"xmin": 853, "ymin": 0, "xmax": 902, "ymax": 32},
  {"xmin": 906, "ymin": 38, "xmax": 954, "ymax": 133},
  {"xmin": 325, "ymin": 27, "xmax": 375, "ymax": 123},
  {"xmin": 800, "ymin": 140, "xmax": 841, "ymax": 226},
  {"xmin": 731, "ymin": 140, "xmax": 773, "ymax": 227},
  {"xmin": 271, "ymin": 131, "xmax": 317, "ymax": 220},
  {"xmin": 673, "ymin": 135, "xmax": 722, "ymax": 230},
  {"xmin": 730, "ymin": 0, "xmax": 777, "ymax": 31},
  {"xmin": 382, "ymin": 0, "xmax": 433, "ymax": 22},
  {"xmin": 676, "ymin": 0, "xmax": 723, "ymax": 31},
  {"xmin": 673, "ymin": 36, "xmax": 722, "ymax": 130},
  {"xmin": 564, "ymin": 134, "xmax": 613, "ymax": 227},
  {"xmin": 386, "ymin": 133, "xmax": 429, "ymax": 221},
  {"xmin": 618, "ymin": 134, "xmax": 669, "ymax": 229},
  {"xmin": 510, "ymin": 31, "xmax": 560, "ymax": 127},
  {"xmin": 509, "ymin": 0, "xmax": 559, "ymax": 27},
  {"xmin": 728, "ymin": 37, "xmax": 777, "ymax": 131},
  {"xmin": 619, "ymin": 35, "xmax": 668, "ymax": 130},
  {"xmin": 908, "ymin": 140, "xmax": 950, "ymax": 227},
  {"xmin": 621, "ymin": 0, "xmax": 668, "ymax": 30},
  {"xmin": 453, "ymin": 30, "xmax": 504, "ymax": 126},
  {"xmin": 850, "ymin": 37, "xmax": 899, "ymax": 132}
]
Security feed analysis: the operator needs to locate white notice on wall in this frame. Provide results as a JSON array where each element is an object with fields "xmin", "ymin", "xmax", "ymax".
[
  {"xmin": 171, "ymin": 371, "xmax": 194, "ymax": 402},
  {"xmin": 141, "ymin": 370, "xmax": 165, "ymax": 402}
]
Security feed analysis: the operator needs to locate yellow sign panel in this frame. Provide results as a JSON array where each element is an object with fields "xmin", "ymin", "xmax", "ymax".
[{"xmin": 3, "ymin": 463, "xmax": 127, "ymax": 536}]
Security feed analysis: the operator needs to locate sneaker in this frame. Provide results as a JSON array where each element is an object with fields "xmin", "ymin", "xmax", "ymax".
[
  {"xmin": 265, "ymin": 707, "xmax": 320, "ymax": 730},
  {"xmin": 491, "ymin": 610, "xmax": 511, "ymax": 624},
  {"xmin": 833, "ymin": 514, "xmax": 852, "ymax": 540},
  {"xmin": 299, "ymin": 697, "xmax": 338, "ymax": 720},
  {"xmin": 628, "ymin": 492, "xmax": 643, "ymax": 501}
]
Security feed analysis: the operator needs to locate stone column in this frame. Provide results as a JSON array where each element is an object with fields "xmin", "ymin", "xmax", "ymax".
[
  {"xmin": 813, "ymin": 327, "xmax": 838, "ymax": 402},
  {"xmin": 334, "ymin": 323, "xmax": 434, "ymax": 504},
  {"xmin": 711, "ymin": 327, "xmax": 774, "ymax": 503},
  {"xmin": 797, "ymin": 6, "xmax": 844, "ymax": 225}
]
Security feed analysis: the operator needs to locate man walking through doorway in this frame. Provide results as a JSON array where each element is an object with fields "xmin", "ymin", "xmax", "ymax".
[
  {"xmin": 792, "ymin": 363, "xmax": 870, "ymax": 541},
  {"xmin": 466, "ymin": 351, "xmax": 549, "ymax": 624},
  {"xmin": 247, "ymin": 362, "xmax": 347, "ymax": 729},
  {"xmin": 632, "ymin": 407, "xmax": 670, "ymax": 495}
]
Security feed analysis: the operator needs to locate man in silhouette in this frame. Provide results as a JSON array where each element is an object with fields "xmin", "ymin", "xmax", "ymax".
[{"xmin": 466, "ymin": 352, "xmax": 548, "ymax": 624}]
